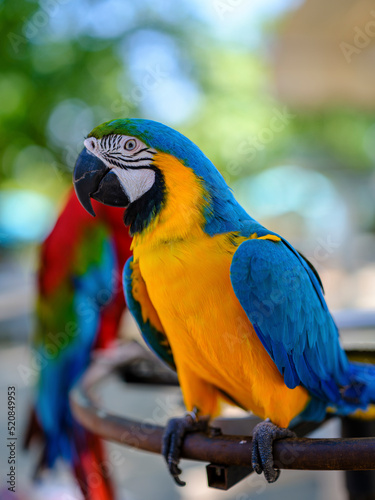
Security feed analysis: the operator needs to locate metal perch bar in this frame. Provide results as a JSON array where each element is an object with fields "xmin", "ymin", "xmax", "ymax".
[{"xmin": 70, "ymin": 341, "xmax": 375, "ymax": 488}]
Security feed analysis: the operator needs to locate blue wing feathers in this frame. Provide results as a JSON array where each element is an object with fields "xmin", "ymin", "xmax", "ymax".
[{"xmin": 230, "ymin": 237, "xmax": 375, "ymax": 417}]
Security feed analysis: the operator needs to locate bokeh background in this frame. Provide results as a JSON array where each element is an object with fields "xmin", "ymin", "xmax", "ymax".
[{"xmin": 1, "ymin": 0, "xmax": 375, "ymax": 499}]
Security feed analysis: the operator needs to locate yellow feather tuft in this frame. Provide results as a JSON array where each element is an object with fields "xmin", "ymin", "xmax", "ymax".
[
  {"xmin": 257, "ymin": 234, "xmax": 281, "ymax": 242},
  {"xmin": 349, "ymin": 405, "xmax": 375, "ymax": 420}
]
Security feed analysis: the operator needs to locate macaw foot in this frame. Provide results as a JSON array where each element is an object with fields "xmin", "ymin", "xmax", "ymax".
[
  {"xmin": 162, "ymin": 410, "xmax": 209, "ymax": 486},
  {"xmin": 251, "ymin": 420, "xmax": 296, "ymax": 483}
]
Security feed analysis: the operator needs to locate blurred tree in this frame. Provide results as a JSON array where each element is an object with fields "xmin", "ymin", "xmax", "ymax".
[
  {"xmin": 0, "ymin": 0, "xmax": 208, "ymax": 197},
  {"xmin": 1, "ymin": 0, "xmax": 375, "ymax": 224}
]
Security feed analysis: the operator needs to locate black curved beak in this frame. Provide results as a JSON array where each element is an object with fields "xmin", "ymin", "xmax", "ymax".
[{"xmin": 73, "ymin": 148, "xmax": 130, "ymax": 216}]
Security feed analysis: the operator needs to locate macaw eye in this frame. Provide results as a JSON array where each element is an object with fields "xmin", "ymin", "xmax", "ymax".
[{"xmin": 124, "ymin": 139, "xmax": 136, "ymax": 151}]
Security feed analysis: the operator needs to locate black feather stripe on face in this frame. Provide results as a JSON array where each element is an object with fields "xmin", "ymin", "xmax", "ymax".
[
  {"xmin": 123, "ymin": 167, "xmax": 166, "ymax": 235},
  {"xmin": 98, "ymin": 134, "xmax": 156, "ymax": 169}
]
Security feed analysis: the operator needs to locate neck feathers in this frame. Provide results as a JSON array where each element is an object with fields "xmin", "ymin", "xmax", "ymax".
[
  {"xmin": 124, "ymin": 167, "xmax": 165, "ymax": 235},
  {"xmin": 127, "ymin": 152, "xmax": 250, "ymax": 254},
  {"xmin": 130, "ymin": 153, "xmax": 210, "ymax": 252}
]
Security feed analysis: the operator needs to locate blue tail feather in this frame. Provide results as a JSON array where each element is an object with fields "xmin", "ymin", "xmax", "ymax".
[{"xmin": 347, "ymin": 362, "xmax": 375, "ymax": 406}]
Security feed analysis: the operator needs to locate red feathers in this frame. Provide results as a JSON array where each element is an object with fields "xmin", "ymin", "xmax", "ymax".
[{"xmin": 30, "ymin": 188, "xmax": 132, "ymax": 499}]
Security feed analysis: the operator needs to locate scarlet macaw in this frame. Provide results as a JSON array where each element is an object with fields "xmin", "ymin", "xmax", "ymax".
[
  {"xmin": 73, "ymin": 119, "xmax": 375, "ymax": 485},
  {"xmin": 28, "ymin": 188, "xmax": 132, "ymax": 499}
]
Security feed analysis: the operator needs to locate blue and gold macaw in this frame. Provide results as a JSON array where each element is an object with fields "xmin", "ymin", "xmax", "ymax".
[{"xmin": 73, "ymin": 118, "xmax": 375, "ymax": 485}]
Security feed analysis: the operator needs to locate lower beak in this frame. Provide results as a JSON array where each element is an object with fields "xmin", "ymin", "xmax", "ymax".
[{"xmin": 73, "ymin": 148, "xmax": 130, "ymax": 216}]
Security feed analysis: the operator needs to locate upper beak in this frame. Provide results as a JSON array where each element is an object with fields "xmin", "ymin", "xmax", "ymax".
[{"xmin": 73, "ymin": 148, "xmax": 130, "ymax": 216}]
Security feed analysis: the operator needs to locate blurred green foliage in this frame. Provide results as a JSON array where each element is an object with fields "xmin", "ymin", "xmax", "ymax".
[
  {"xmin": 1, "ymin": 0, "xmax": 375, "ymax": 207},
  {"xmin": 0, "ymin": 0, "xmax": 208, "ymax": 197}
]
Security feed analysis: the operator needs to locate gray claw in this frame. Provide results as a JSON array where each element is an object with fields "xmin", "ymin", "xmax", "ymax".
[
  {"xmin": 162, "ymin": 414, "xmax": 208, "ymax": 486},
  {"xmin": 251, "ymin": 420, "xmax": 295, "ymax": 483}
]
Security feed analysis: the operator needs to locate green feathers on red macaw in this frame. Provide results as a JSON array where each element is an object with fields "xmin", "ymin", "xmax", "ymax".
[{"xmin": 27, "ymin": 188, "xmax": 132, "ymax": 500}]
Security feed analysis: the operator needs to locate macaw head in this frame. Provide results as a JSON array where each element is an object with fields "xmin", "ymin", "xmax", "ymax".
[{"xmin": 73, "ymin": 118, "xmax": 246, "ymax": 237}]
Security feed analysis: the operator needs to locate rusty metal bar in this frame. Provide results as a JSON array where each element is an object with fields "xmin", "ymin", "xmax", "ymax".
[{"xmin": 70, "ymin": 342, "xmax": 375, "ymax": 473}]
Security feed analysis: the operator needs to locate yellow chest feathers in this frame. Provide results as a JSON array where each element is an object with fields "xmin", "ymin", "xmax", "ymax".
[
  {"xmin": 131, "ymin": 212, "xmax": 309, "ymax": 425},
  {"xmin": 138, "ymin": 231, "xmax": 239, "ymax": 321}
]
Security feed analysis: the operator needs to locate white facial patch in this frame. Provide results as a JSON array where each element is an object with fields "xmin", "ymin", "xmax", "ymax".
[
  {"xmin": 84, "ymin": 134, "xmax": 157, "ymax": 204},
  {"xmin": 113, "ymin": 167, "xmax": 155, "ymax": 203}
]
